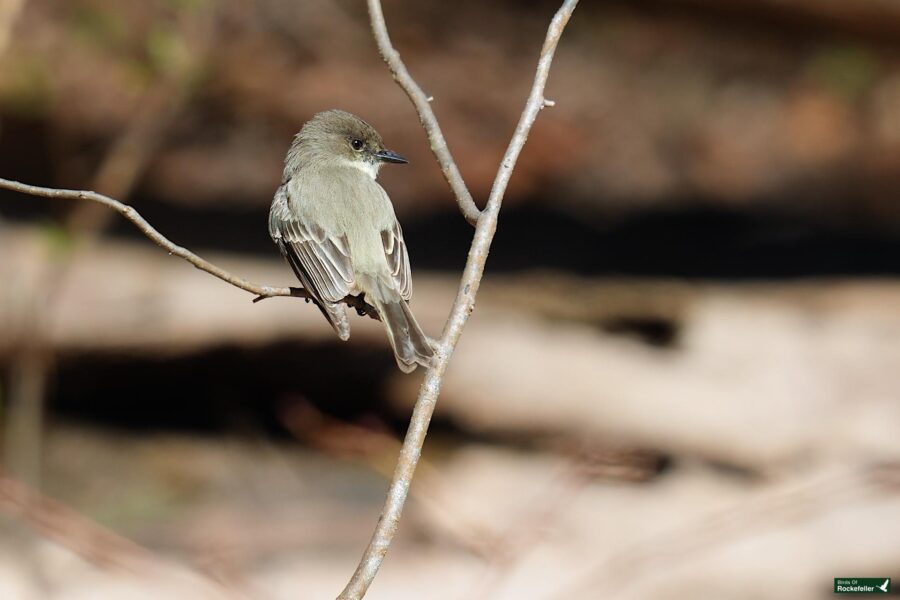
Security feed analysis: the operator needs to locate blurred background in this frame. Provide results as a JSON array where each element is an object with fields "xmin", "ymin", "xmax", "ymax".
[{"xmin": 1, "ymin": 0, "xmax": 899, "ymax": 598}]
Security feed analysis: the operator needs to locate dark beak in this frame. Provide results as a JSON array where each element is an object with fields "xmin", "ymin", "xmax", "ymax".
[{"xmin": 375, "ymin": 149, "xmax": 408, "ymax": 164}]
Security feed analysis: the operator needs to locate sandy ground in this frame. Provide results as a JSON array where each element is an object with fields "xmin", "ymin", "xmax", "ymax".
[{"xmin": 0, "ymin": 425, "xmax": 897, "ymax": 600}]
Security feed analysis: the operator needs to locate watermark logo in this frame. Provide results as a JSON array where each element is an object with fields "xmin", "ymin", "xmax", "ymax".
[{"xmin": 834, "ymin": 578, "xmax": 890, "ymax": 594}]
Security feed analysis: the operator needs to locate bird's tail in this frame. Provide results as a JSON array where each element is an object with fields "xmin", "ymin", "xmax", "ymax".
[
  {"xmin": 370, "ymin": 295, "xmax": 435, "ymax": 373},
  {"xmin": 357, "ymin": 273, "xmax": 435, "ymax": 373},
  {"xmin": 319, "ymin": 300, "xmax": 351, "ymax": 341}
]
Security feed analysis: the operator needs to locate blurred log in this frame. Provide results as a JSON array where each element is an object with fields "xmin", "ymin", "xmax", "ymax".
[
  {"xmin": 428, "ymin": 446, "xmax": 900, "ymax": 600},
  {"xmin": 2, "ymin": 225, "xmax": 900, "ymax": 473},
  {"xmin": 0, "ymin": 226, "xmax": 684, "ymax": 354},
  {"xmin": 0, "ymin": 225, "xmax": 454, "ymax": 354},
  {"xmin": 392, "ymin": 282, "xmax": 900, "ymax": 471},
  {"xmin": 2, "ymin": 424, "xmax": 897, "ymax": 599}
]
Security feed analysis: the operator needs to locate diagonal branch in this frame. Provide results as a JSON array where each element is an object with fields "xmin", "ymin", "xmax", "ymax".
[
  {"xmin": 0, "ymin": 469, "xmax": 242, "ymax": 597},
  {"xmin": 0, "ymin": 1, "xmax": 578, "ymax": 596},
  {"xmin": 367, "ymin": 0, "xmax": 481, "ymax": 227},
  {"xmin": 338, "ymin": 2, "xmax": 579, "ymax": 598},
  {"xmin": 0, "ymin": 178, "xmax": 378, "ymax": 318},
  {"xmin": 0, "ymin": 179, "xmax": 293, "ymax": 296}
]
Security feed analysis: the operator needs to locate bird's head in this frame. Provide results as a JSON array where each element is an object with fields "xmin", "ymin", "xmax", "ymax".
[{"xmin": 284, "ymin": 109, "xmax": 407, "ymax": 181}]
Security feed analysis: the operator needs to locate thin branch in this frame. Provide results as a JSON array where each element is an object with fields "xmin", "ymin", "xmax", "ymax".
[
  {"xmin": 367, "ymin": 0, "xmax": 481, "ymax": 227},
  {"xmin": 279, "ymin": 401, "xmax": 502, "ymax": 560},
  {"xmin": 338, "ymin": 2, "xmax": 579, "ymax": 598},
  {"xmin": 0, "ymin": 178, "xmax": 297, "ymax": 298},
  {"xmin": 0, "ymin": 180, "xmax": 388, "ymax": 319},
  {"xmin": 0, "ymin": 1, "xmax": 577, "ymax": 595},
  {"xmin": 0, "ymin": 179, "xmax": 386, "ymax": 318},
  {"xmin": 0, "ymin": 179, "xmax": 384, "ymax": 318},
  {"xmin": 0, "ymin": 0, "xmax": 25, "ymax": 59},
  {"xmin": 0, "ymin": 470, "xmax": 242, "ymax": 598}
]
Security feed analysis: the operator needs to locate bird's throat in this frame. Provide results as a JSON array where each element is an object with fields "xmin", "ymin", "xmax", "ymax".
[{"xmin": 341, "ymin": 158, "xmax": 380, "ymax": 180}]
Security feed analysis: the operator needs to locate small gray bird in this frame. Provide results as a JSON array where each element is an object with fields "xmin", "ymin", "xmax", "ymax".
[{"xmin": 269, "ymin": 110, "xmax": 435, "ymax": 372}]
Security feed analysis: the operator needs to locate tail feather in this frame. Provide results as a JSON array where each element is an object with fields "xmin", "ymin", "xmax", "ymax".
[
  {"xmin": 374, "ymin": 298, "xmax": 435, "ymax": 373},
  {"xmin": 319, "ymin": 301, "xmax": 351, "ymax": 341}
]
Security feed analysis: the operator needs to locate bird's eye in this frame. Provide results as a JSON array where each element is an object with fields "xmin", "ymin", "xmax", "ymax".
[{"xmin": 350, "ymin": 138, "xmax": 364, "ymax": 151}]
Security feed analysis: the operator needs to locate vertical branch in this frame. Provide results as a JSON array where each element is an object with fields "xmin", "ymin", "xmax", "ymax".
[
  {"xmin": 3, "ymin": 344, "xmax": 48, "ymax": 485},
  {"xmin": 0, "ymin": 470, "xmax": 244, "ymax": 598},
  {"xmin": 1, "ymin": 0, "xmax": 215, "ymax": 489},
  {"xmin": 0, "ymin": 0, "xmax": 24, "ymax": 59},
  {"xmin": 0, "ymin": 2, "xmax": 578, "ymax": 598},
  {"xmin": 0, "ymin": 0, "xmax": 39, "ymax": 487},
  {"xmin": 366, "ymin": 0, "xmax": 481, "ymax": 226},
  {"xmin": 338, "ymin": 2, "xmax": 579, "ymax": 598},
  {"xmin": 2, "ymin": 234, "xmax": 55, "ymax": 488}
]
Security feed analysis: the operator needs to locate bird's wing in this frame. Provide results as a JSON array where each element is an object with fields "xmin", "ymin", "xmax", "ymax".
[
  {"xmin": 381, "ymin": 220, "xmax": 412, "ymax": 301},
  {"xmin": 269, "ymin": 186, "xmax": 354, "ymax": 304}
]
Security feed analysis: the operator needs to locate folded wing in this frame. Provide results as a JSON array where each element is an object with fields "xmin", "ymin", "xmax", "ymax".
[
  {"xmin": 381, "ymin": 221, "xmax": 412, "ymax": 301},
  {"xmin": 269, "ymin": 186, "xmax": 354, "ymax": 338}
]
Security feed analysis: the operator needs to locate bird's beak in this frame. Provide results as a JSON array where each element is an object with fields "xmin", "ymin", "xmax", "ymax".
[{"xmin": 375, "ymin": 149, "xmax": 408, "ymax": 164}]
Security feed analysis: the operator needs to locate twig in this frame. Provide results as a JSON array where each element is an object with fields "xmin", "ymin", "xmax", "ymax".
[
  {"xmin": 252, "ymin": 288, "xmax": 380, "ymax": 320},
  {"xmin": 0, "ymin": 0, "xmax": 577, "ymax": 595},
  {"xmin": 367, "ymin": 0, "xmax": 481, "ymax": 227},
  {"xmin": 338, "ymin": 2, "xmax": 579, "ymax": 598},
  {"xmin": 0, "ymin": 179, "xmax": 387, "ymax": 318},
  {"xmin": 0, "ymin": 0, "xmax": 24, "ymax": 58},
  {"xmin": 0, "ymin": 470, "xmax": 242, "ymax": 598},
  {"xmin": 279, "ymin": 401, "xmax": 502, "ymax": 560},
  {"xmin": 0, "ymin": 472, "xmax": 161, "ymax": 570},
  {"xmin": 0, "ymin": 178, "xmax": 296, "ymax": 298}
]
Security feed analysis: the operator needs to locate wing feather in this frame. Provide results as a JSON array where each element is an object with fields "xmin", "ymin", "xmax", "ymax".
[
  {"xmin": 269, "ymin": 186, "xmax": 354, "ymax": 304},
  {"xmin": 381, "ymin": 222, "xmax": 412, "ymax": 301}
]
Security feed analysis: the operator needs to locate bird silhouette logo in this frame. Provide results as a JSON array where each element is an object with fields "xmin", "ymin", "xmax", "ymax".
[{"xmin": 877, "ymin": 579, "xmax": 890, "ymax": 593}]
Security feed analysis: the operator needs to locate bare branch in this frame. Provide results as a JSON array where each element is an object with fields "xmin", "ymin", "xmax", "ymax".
[
  {"xmin": 0, "ymin": 178, "xmax": 299, "ymax": 299},
  {"xmin": 0, "ymin": 0, "xmax": 577, "ymax": 595},
  {"xmin": 0, "ymin": 181, "xmax": 390, "ymax": 320},
  {"xmin": 0, "ymin": 0, "xmax": 25, "ymax": 58},
  {"xmin": 251, "ymin": 287, "xmax": 381, "ymax": 320},
  {"xmin": 339, "ymin": 2, "xmax": 579, "ymax": 598},
  {"xmin": 0, "ymin": 180, "xmax": 391, "ymax": 322},
  {"xmin": 0, "ymin": 470, "xmax": 241, "ymax": 597},
  {"xmin": 367, "ymin": 0, "xmax": 481, "ymax": 227}
]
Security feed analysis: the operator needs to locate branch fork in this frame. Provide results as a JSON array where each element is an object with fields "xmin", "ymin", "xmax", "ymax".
[{"xmin": 0, "ymin": 1, "xmax": 579, "ymax": 597}]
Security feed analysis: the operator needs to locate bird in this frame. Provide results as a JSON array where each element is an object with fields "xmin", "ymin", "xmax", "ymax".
[
  {"xmin": 269, "ymin": 109, "xmax": 435, "ymax": 372},
  {"xmin": 878, "ymin": 579, "xmax": 889, "ymax": 593}
]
